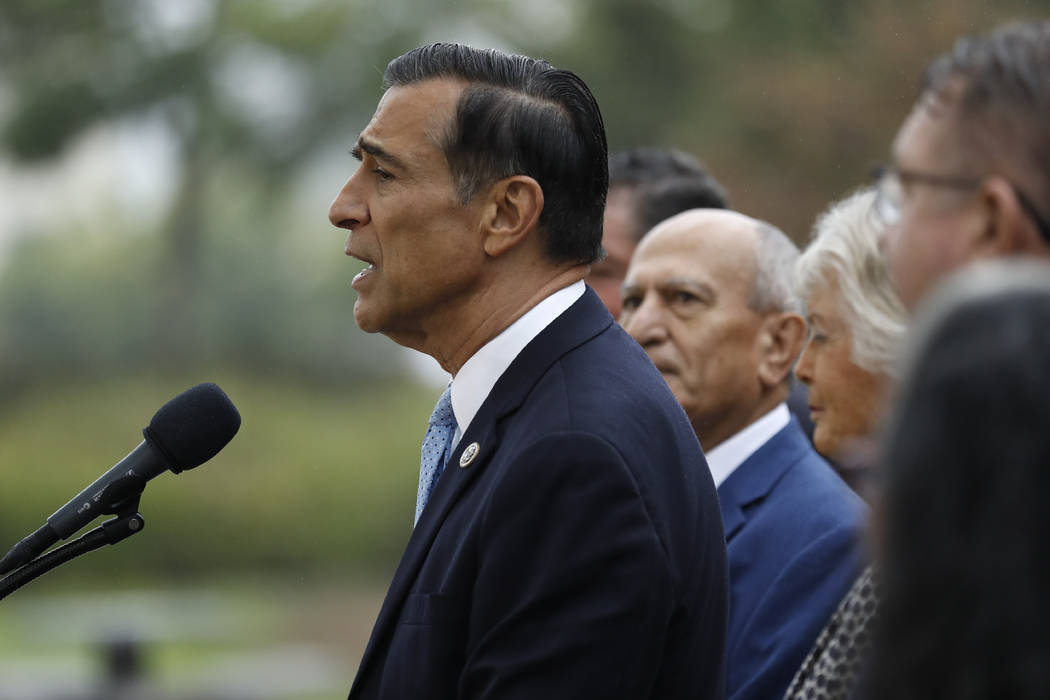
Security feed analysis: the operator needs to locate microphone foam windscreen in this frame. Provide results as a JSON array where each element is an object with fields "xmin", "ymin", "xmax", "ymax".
[{"xmin": 144, "ymin": 383, "xmax": 241, "ymax": 473}]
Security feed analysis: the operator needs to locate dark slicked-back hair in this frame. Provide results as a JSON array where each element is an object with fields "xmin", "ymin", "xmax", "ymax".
[
  {"xmin": 608, "ymin": 147, "xmax": 729, "ymax": 243},
  {"xmin": 383, "ymin": 43, "xmax": 608, "ymax": 265},
  {"xmin": 921, "ymin": 21, "xmax": 1050, "ymax": 231},
  {"xmin": 863, "ymin": 261, "xmax": 1050, "ymax": 700}
]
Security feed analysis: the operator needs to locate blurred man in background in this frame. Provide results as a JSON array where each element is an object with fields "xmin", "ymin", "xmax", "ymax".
[
  {"xmin": 328, "ymin": 44, "xmax": 728, "ymax": 699},
  {"xmin": 587, "ymin": 146, "xmax": 729, "ymax": 318},
  {"xmin": 878, "ymin": 20, "xmax": 1050, "ymax": 310},
  {"xmin": 620, "ymin": 209, "xmax": 866, "ymax": 700}
]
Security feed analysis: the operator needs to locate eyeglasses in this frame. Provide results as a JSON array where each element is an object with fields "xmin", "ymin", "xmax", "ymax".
[{"xmin": 872, "ymin": 165, "xmax": 1050, "ymax": 245}]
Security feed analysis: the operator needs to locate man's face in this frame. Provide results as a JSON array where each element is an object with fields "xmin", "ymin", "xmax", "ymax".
[
  {"xmin": 588, "ymin": 187, "xmax": 638, "ymax": 319},
  {"xmin": 620, "ymin": 212, "xmax": 766, "ymax": 449},
  {"xmin": 328, "ymin": 78, "xmax": 487, "ymax": 346},
  {"xmin": 880, "ymin": 96, "xmax": 985, "ymax": 310}
]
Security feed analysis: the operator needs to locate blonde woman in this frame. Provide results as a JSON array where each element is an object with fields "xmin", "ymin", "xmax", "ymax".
[
  {"xmin": 794, "ymin": 188, "xmax": 907, "ymax": 496},
  {"xmin": 785, "ymin": 188, "xmax": 906, "ymax": 700}
]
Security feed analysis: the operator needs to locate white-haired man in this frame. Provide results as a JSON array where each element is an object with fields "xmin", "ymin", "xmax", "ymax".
[{"xmin": 621, "ymin": 209, "xmax": 866, "ymax": 700}]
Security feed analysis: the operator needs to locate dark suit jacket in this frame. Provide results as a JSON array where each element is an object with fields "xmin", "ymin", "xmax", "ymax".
[
  {"xmin": 348, "ymin": 288, "xmax": 729, "ymax": 700},
  {"xmin": 718, "ymin": 418, "xmax": 866, "ymax": 700}
]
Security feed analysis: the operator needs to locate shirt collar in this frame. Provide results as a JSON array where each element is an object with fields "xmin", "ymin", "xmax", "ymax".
[
  {"xmin": 704, "ymin": 403, "xmax": 791, "ymax": 488},
  {"xmin": 450, "ymin": 280, "xmax": 586, "ymax": 438}
]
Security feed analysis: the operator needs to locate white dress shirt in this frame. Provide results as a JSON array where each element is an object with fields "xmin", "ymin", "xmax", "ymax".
[
  {"xmin": 447, "ymin": 280, "xmax": 586, "ymax": 451},
  {"xmin": 704, "ymin": 403, "xmax": 791, "ymax": 488}
]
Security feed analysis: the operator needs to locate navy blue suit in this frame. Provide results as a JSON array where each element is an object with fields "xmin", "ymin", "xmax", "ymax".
[
  {"xmin": 348, "ymin": 288, "xmax": 729, "ymax": 699},
  {"xmin": 718, "ymin": 418, "xmax": 866, "ymax": 700}
]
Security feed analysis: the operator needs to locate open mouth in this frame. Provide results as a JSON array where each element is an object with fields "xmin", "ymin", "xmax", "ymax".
[
  {"xmin": 353, "ymin": 262, "xmax": 376, "ymax": 284},
  {"xmin": 347, "ymin": 251, "xmax": 377, "ymax": 287}
]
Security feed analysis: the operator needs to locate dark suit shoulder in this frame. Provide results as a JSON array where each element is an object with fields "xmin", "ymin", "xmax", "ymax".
[{"xmin": 530, "ymin": 322, "xmax": 696, "ymax": 444}]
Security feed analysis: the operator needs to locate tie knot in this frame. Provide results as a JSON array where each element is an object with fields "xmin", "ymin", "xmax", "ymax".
[{"xmin": 428, "ymin": 385, "xmax": 456, "ymax": 430}]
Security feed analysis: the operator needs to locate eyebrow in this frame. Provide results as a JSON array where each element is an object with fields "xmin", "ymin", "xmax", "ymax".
[
  {"xmin": 620, "ymin": 281, "xmax": 643, "ymax": 297},
  {"xmin": 351, "ymin": 136, "xmax": 408, "ymax": 172},
  {"xmin": 662, "ymin": 277, "xmax": 717, "ymax": 302},
  {"xmin": 621, "ymin": 277, "xmax": 717, "ymax": 302}
]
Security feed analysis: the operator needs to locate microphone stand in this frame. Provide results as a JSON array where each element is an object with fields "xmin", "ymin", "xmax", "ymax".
[{"xmin": 0, "ymin": 479, "xmax": 148, "ymax": 602}]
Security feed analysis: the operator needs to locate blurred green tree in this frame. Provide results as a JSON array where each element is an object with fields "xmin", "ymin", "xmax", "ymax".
[{"xmin": 0, "ymin": 0, "xmax": 432, "ymax": 389}]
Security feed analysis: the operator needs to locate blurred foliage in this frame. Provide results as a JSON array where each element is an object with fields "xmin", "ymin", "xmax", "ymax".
[
  {"xmin": 0, "ymin": 0, "xmax": 1048, "ymax": 580},
  {"xmin": 0, "ymin": 374, "xmax": 433, "ymax": 579},
  {"xmin": 549, "ymin": 0, "xmax": 1050, "ymax": 238}
]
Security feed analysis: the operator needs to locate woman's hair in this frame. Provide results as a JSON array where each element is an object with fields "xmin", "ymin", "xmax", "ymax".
[
  {"xmin": 795, "ymin": 188, "xmax": 907, "ymax": 376},
  {"xmin": 863, "ymin": 261, "xmax": 1050, "ymax": 700}
]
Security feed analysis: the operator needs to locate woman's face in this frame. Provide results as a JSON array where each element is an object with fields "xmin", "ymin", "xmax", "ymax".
[{"xmin": 796, "ymin": 278, "xmax": 889, "ymax": 460}]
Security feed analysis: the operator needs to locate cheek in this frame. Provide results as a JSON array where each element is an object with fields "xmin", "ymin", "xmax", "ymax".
[
  {"xmin": 888, "ymin": 221, "xmax": 921, "ymax": 273},
  {"xmin": 895, "ymin": 214, "xmax": 961, "ymax": 272},
  {"xmin": 812, "ymin": 394, "xmax": 861, "ymax": 461},
  {"xmin": 677, "ymin": 334, "xmax": 748, "ymax": 405},
  {"xmin": 663, "ymin": 376, "xmax": 692, "ymax": 407},
  {"xmin": 819, "ymin": 370, "xmax": 882, "ymax": 452}
]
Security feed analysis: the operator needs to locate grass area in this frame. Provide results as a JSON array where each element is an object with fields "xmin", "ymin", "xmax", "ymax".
[
  {"xmin": 0, "ymin": 575, "xmax": 389, "ymax": 699},
  {"xmin": 0, "ymin": 372, "xmax": 439, "ymax": 579}
]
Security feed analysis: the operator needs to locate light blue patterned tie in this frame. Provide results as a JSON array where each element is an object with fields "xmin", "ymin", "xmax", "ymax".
[{"xmin": 415, "ymin": 385, "xmax": 457, "ymax": 524}]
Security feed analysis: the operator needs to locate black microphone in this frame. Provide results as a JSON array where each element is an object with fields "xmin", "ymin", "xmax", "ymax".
[{"xmin": 0, "ymin": 382, "xmax": 241, "ymax": 575}]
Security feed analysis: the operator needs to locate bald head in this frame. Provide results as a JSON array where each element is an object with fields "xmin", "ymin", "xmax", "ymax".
[
  {"xmin": 634, "ymin": 209, "xmax": 801, "ymax": 315},
  {"xmin": 636, "ymin": 209, "xmax": 761, "ymax": 295},
  {"xmin": 620, "ymin": 209, "xmax": 805, "ymax": 450}
]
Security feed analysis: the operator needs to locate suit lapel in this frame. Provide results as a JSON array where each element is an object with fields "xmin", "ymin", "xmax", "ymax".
[
  {"xmin": 349, "ymin": 288, "xmax": 613, "ymax": 696},
  {"xmin": 716, "ymin": 419, "xmax": 809, "ymax": 543},
  {"xmin": 720, "ymin": 500, "xmax": 748, "ymax": 542}
]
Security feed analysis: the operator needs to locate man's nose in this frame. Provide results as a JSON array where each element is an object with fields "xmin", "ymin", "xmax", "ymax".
[
  {"xmin": 795, "ymin": 339, "xmax": 815, "ymax": 386},
  {"xmin": 329, "ymin": 173, "xmax": 369, "ymax": 231},
  {"xmin": 622, "ymin": 295, "xmax": 669, "ymax": 347}
]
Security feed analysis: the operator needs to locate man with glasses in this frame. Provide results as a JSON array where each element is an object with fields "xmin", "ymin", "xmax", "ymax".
[
  {"xmin": 877, "ymin": 20, "xmax": 1050, "ymax": 311},
  {"xmin": 786, "ymin": 21, "xmax": 1050, "ymax": 700}
]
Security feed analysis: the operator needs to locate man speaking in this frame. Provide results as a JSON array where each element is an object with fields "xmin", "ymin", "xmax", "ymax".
[{"xmin": 328, "ymin": 44, "xmax": 728, "ymax": 699}]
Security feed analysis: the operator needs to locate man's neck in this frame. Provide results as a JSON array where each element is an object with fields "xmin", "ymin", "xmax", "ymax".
[
  {"xmin": 415, "ymin": 264, "xmax": 589, "ymax": 376},
  {"xmin": 699, "ymin": 390, "xmax": 788, "ymax": 452},
  {"xmin": 704, "ymin": 400, "xmax": 792, "ymax": 488}
]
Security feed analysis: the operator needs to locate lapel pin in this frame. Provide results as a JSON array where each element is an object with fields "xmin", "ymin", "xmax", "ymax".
[{"xmin": 459, "ymin": 442, "xmax": 480, "ymax": 468}]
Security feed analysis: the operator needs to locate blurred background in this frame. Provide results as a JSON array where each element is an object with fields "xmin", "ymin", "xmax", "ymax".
[{"xmin": 0, "ymin": 0, "xmax": 1045, "ymax": 697}]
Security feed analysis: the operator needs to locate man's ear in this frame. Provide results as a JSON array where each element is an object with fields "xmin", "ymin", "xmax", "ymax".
[
  {"xmin": 974, "ymin": 176, "xmax": 1045, "ymax": 257},
  {"xmin": 481, "ymin": 175, "xmax": 544, "ymax": 257},
  {"xmin": 756, "ymin": 312, "xmax": 807, "ymax": 390}
]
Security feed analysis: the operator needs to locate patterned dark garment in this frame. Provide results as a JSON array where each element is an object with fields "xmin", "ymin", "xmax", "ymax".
[{"xmin": 783, "ymin": 565, "xmax": 879, "ymax": 700}]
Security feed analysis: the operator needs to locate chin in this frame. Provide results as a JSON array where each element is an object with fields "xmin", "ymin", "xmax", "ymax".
[
  {"xmin": 812, "ymin": 426, "xmax": 837, "ymax": 461},
  {"xmin": 352, "ymin": 303, "xmax": 384, "ymax": 335}
]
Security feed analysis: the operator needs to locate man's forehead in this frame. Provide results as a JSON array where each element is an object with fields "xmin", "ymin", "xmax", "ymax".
[
  {"xmin": 892, "ymin": 88, "xmax": 968, "ymax": 167},
  {"xmin": 628, "ymin": 216, "xmax": 757, "ymax": 292},
  {"xmin": 359, "ymin": 78, "xmax": 465, "ymax": 152},
  {"xmin": 626, "ymin": 251, "xmax": 703, "ymax": 282},
  {"xmin": 629, "ymin": 236, "xmax": 744, "ymax": 285},
  {"xmin": 639, "ymin": 214, "xmax": 756, "ymax": 263}
]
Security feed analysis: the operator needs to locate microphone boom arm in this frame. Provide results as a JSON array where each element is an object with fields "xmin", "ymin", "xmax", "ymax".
[
  {"xmin": 0, "ymin": 471, "xmax": 149, "ymax": 575},
  {"xmin": 0, "ymin": 473, "xmax": 150, "ymax": 600},
  {"xmin": 0, "ymin": 509, "xmax": 145, "ymax": 601}
]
